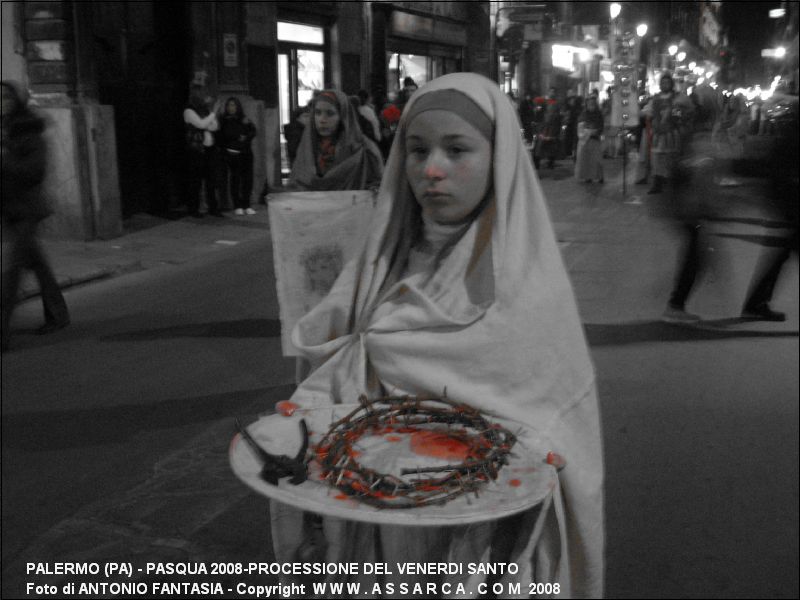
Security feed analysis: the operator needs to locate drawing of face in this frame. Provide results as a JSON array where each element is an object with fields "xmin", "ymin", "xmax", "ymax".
[
  {"xmin": 405, "ymin": 109, "xmax": 493, "ymax": 224},
  {"xmin": 314, "ymin": 98, "xmax": 340, "ymax": 137}
]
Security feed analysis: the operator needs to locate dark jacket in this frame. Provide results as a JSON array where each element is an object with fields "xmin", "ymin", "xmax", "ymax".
[
  {"xmin": 1, "ymin": 108, "xmax": 51, "ymax": 222},
  {"xmin": 217, "ymin": 115, "xmax": 256, "ymax": 154}
]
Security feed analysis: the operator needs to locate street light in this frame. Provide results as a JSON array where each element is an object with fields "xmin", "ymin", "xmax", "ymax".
[
  {"xmin": 610, "ymin": 3, "xmax": 622, "ymax": 20},
  {"xmin": 676, "ymin": 51, "xmax": 686, "ymax": 62},
  {"xmin": 668, "ymin": 45, "xmax": 678, "ymax": 56},
  {"xmin": 636, "ymin": 23, "xmax": 648, "ymax": 37},
  {"xmin": 775, "ymin": 46, "xmax": 786, "ymax": 58}
]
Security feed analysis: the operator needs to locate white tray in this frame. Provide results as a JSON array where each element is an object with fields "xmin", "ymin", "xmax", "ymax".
[{"xmin": 230, "ymin": 404, "xmax": 557, "ymax": 526}]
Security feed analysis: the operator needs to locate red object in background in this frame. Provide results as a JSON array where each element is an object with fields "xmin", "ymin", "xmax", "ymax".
[
  {"xmin": 534, "ymin": 97, "xmax": 547, "ymax": 105},
  {"xmin": 276, "ymin": 400, "xmax": 299, "ymax": 417},
  {"xmin": 381, "ymin": 104, "xmax": 402, "ymax": 124}
]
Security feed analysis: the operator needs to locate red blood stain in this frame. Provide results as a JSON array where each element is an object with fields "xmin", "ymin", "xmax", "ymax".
[
  {"xmin": 276, "ymin": 401, "xmax": 299, "ymax": 417},
  {"xmin": 409, "ymin": 431, "xmax": 470, "ymax": 461},
  {"xmin": 385, "ymin": 435, "xmax": 402, "ymax": 442},
  {"xmin": 546, "ymin": 451, "xmax": 566, "ymax": 469},
  {"xmin": 509, "ymin": 479, "xmax": 522, "ymax": 487},
  {"xmin": 335, "ymin": 494, "xmax": 348, "ymax": 500}
]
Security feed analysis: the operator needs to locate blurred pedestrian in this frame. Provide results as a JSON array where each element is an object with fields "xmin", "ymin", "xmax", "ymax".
[
  {"xmin": 349, "ymin": 95, "xmax": 379, "ymax": 144},
  {"xmin": 574, "ymin": 94, "xmax": 605, "ymax": 183},
  {"xmin": 635, "ymin": 94, "xmax": 652, "ymax": 185},
  {"xmin": 2, "ymin": 81, "xmax": 69, "ymax": 351},
  {"xmin": 563, "ymin": 93, "xmax": 581, "ymax": 159},
  {"xmin": 534, "ymin": 87, "xmax": 562, "ymax": 169},
  {"xmin": 659, "ymin": 98, "xmax": 716, "ymax": 324},
  {"xmin": 183, "ymin": 85, "xmax": 221, "ymax": 217},
  {"xmin": 217, "ymin": 97, "xmax": 257, "ymax": 216},
  {"xmin": 288, "ymin": 89, "xmax": 383, "ymax": 191},
  {"xmin": 518, "ymin": 92, "xmax": 536, "ymax": 145},
  {"xmin": 741, "ymin": 95, "xmax": 799, "ymax": 321},
  {"xmin": 356, "ymin": 89, "xmax": 381, "ymax": 143},
  {"xmin": 641, "ymin": 72, "xmax": 694, "ymax": 194}
]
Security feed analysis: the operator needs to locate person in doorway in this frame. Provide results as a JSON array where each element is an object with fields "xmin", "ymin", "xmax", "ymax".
[
  {"xmin": 641, "ymin": 72, "xmax": 694, "ymax": 194},
  {"xmin": 288, "ymin": 89, "xmax": 383, "ymax": 191},
  {"xmin": 574, "ymin": 94, "xmax": 605, "ymax": 183},
  {"xmin": 183, "ymin": 85, "xmax": 221, "ymax": 217},
  {"xmin": 217, "ymin": 97, "xmax": 257, "ymax": 215},
  {"xmin": 269, "ymin": 73, "xmax": 604, "ymax": 598},
  {"xmin": 2, "ymin": 80, "xmax": 70, "ymax": 351}
]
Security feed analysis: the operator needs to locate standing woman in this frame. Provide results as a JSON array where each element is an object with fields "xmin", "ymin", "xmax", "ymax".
[
  {"xmin": 2, "ymin": 81, "xmax": 70, "ymax": 351},
  {"xmin": 574, "ymin": 94, "xmax": 605, "ymax": 183},
  {"xmin": 183, "ymin": 85, "xmax": 220, "ymax": 217},
  {"xmin": 288, "ymin": 89, "xmax": 383, "ymax": 191},
  {"xmin": 217, "ymin": 97, "xmax": 257, "ymax": 215},
  {"xmin": 270, "ymin": 73, "xmax": 604, "ymax": 597}
]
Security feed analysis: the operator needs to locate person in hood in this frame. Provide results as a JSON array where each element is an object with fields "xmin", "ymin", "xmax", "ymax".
[
  {"xmin": 268, "ymin": 73, "xmax": 604, "ymax": 598},
  {"xmin": 288, "ymin": 89, "xmax": 383, "ymax": 191}
]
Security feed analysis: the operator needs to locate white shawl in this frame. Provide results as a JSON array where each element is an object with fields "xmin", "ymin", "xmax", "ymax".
[{"xmin": 277, "ymin": 73, "xmax": 604, "ymax": 599}]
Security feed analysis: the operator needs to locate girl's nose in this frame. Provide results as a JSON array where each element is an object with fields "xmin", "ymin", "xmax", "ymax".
[{"xmin": 423, "ymin": 151, "xmax": 446, "ymax": 180}]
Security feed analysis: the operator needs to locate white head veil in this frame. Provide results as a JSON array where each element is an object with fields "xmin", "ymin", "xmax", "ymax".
[{"xmin": 289, "ymin": 73, "xmax": 604, "ymax": 597}]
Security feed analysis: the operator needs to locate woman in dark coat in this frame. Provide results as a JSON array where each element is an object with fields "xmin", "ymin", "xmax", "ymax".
[
  {"xmin": 217, "ymin": 97, "xmax": 257, "ymax": 215},
  {"xmin": 2, "ymin": 81, "xmax": 69, "ymax": 351}
]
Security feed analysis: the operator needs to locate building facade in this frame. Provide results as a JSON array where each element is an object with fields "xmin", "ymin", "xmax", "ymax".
[{"xmin": 2, "ymin": 1, "xmax": 490, "ymax": 240}]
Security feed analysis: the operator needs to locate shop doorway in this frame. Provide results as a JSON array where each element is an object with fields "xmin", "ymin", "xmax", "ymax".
[
  {"xmin": 91, "ymin": 1, "xmax": 191, "ymax": 217},
  {"xmin": 277, "ymin": 21, "xmax": 326, "ymax": 176}
]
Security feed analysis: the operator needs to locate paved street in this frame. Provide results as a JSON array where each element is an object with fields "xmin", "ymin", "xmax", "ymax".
[{"xmin": 2, "ymin": 157, "xmax": 797, "ymax": 599}]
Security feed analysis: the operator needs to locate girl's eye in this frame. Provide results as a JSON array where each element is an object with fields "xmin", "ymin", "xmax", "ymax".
[
  {"xmin": 408, "ymin": 146, "xmax": 428, "ymax": 156},
  {"xmin": 448, "ymin": 146, "xmax": 466, "ymax": 155}
]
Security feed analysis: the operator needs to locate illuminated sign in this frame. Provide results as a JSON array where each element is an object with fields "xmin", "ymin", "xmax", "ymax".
[{"xmin": 552, "ymin": 44, "xmax": 590, "ymax": 71}]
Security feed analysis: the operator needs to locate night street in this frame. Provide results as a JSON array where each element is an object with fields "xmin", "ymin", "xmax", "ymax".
[{"xmin": 2, "ymin": 159, "xmax": 797, "ymax": 598}]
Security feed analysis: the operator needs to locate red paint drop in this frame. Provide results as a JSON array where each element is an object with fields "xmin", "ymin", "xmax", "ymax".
[
  {"xmin": 546, "ymin": 451, "xmax": 566, "ymax": 469},
  {"xmin": 276, "ymin": 401, "xmax": 299, "ymax": 416},
  {"xmin": 335, "ymin": 494, "xmax": 348, "ymax": 500},
  {"xmin": 409, "ymin": 431, "xmax": 470, "ymax": 461},
  {"xmin": 509, "ymin": 479, "xmax": 522, "ymax": 487}
]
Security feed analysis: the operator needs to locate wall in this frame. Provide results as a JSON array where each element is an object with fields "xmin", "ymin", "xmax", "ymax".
[
  {"xmin": 38, "ymin": 105, "xmax": 122, "ymax": 240},
  {"xmin": 1, "ymin": 2, "xmax": 27, "ymax": 84}
]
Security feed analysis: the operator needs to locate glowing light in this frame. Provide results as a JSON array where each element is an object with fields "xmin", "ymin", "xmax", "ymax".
[
  {"xmin": 676, "ymin": 51, "xmax": 687, "ymax": 62},
  {"xmin": 688, "ymin": 61, "xmax": 697, "ymax": 70},
  {"xmin": 552, "ymin": 44, "xmax": 591, "ymax": 71},
  {"xmin": 776, "ymin": 46, "xmax": 786, "ymax": 58},
  {"xmin": 610, "ymin": 3, "xmax": 622, "ymax": 20},
  {"xmin": 697, "ymin": 77, "xmax": 705, "ymax": 85},
  {"xmin": 769, "ymin": 8, "xmax": 786, "ymax": 18},
  {"xmin": 601, "ymin": 70, "xmax": 614, "ymax": 83},
  {"xmin": 636, "ymin": 23, "xmax": 648, "ymax": 37},
  {"xmin": 668, "ymin": 45, "xmax": 678, "ymax": 56}
]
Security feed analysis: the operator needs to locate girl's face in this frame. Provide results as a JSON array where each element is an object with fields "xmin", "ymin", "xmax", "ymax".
[
  {"xmin": 405, "ymin": 109, "xmax": 492, "ymax": 224},
  {"xmin": 314, "ymin": 99, "xmax": 340, "ymax": 137},
  {"xmin": 226, "ymin": 100, "xmax": 238, "ymax": 115}
]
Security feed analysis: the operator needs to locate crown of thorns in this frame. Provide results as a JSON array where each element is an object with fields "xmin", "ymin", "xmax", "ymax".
[{"xmin": 311, "ymin": 394, "xmax": 518, "ymax": 509}]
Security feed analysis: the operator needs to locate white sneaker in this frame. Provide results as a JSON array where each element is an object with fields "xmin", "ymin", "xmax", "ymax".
[
  {"xmin": 245, "ymin": 208, "xmax": 257, "ymax": 215},
  {"xmin": 661, "ymin": 306, "xmax": 701, "ymax": 324},
  {"xmin": 234, "ymin": 208, "xmax": 245, "ymax": 216}
]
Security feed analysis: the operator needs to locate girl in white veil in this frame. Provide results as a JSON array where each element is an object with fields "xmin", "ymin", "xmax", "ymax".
[{"xmin": 270, "ymin": 73, "xmax": 604, "ymax": 599}]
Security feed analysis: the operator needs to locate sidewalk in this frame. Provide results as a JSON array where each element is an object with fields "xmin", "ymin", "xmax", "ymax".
[{"xmin": 19, "ymin": 207, "xmax": 274, "ymax": 300}]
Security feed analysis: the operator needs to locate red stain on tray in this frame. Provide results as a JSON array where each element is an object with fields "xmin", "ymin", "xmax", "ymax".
[
  {"xmin": 385, "ymin": 435, "xmax": 403, "ymax": 442},
  {"xmin": 276, "ymin": 401, "xmax": 299, "ymax": 416},
  {"xmin": 335, "ymin": 494, "xmax": 348, "ymax": 500},
  {"xmin": 508, "ymin": 479, "xmax": 522, "ymax": 487},
  {"xmin": 409, "ymin": 431, "xmax": 470, "ymax": 461}
]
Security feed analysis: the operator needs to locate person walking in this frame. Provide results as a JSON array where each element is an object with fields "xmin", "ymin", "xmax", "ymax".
[
  {"xmin": 740, "ymin": 95, "xmax": 799, "ymax": 321},
  {"xmin": 1, "ymin": 80, "xmax": 69, "ymax": 351},
  {"xmin": 574, "ymin": 94, "xmax": 605, "ymax": 183},
  {"xmin": 183, "ymin": 85, "xmax": 221, "ymax": 217},
  {"xmin": 356, "ymin": 89, "xmax": 381, "ymax": 143},
  {"xmin": 217, "ymin": 97, "xmax": 257, "ymax": 216}
]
